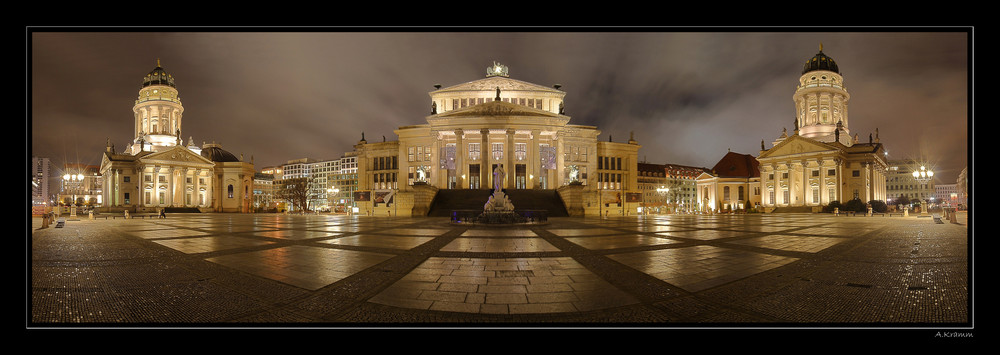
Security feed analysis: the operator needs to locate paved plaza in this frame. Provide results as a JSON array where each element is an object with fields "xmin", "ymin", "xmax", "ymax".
[{"xmin": 28, "ymin": 212, "xmax": 971, "ymax": 328}]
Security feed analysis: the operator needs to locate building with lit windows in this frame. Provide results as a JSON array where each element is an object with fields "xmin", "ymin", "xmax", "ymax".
[
  {"xmin": 956, "ymin": 167, "xmax": 968, "ymax": 209},
  {"xmin": 935, "ymin": 183, "xmax": 959, "ymax": 207},
  {"xmin": 638, "ymin": 162, "xmax": 668, "ymax": 214},
  {"xmin": 277, "ymin": 156, "xmax": 359, "ymax": 212},
  {"xmin": 351, "ymin": 62, "xmax": 640, "ymax": 216},
  {"xmin": 100, "ymin": 61, "xmax": 254, "ymax": 213},
  {"xmin": 57, "ymin": 163, "xmax": 103, "ymax": 208},
  {"xmin": 885, "ymin": 159, "xmax": 937, "ymax": 208},
  {"xmin": 755, "ymin": 46, "xmax": 887, "ymax": 211},
  {"xmin": 696, "ymin": 151, "xmax": 762, "ymax": 212},
  {"xmin": 31, "ymin": 156, "xmax": 52, "ymax": 207}
]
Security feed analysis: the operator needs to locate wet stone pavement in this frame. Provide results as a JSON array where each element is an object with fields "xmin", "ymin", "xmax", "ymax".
[{"xmin": 28, "ymin": 212, "xmax": 971, "ymax": 327}]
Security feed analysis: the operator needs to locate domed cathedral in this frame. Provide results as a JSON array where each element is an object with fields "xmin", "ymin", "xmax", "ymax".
[
  {"xmin": 100, "ymin": 60, "xmax": 255, "ymax": 213},
  {"xmin": 756, "ymin": 46, "xmax": 888, "ymax": 212},
  {"xmin": 352, "ymin": 62, "xmax": 642, "ymax": 217}
]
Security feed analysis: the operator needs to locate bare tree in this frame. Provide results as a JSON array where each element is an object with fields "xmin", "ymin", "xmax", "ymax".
[{"xmin": 277, "ymin": 177, "xmax": 311, "ymax": 212}]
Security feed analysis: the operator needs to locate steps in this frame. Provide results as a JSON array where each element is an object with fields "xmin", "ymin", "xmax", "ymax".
[
  {"xmin": 163, "ymin": 207, "xmax": 202, "ymax": 213},
  {"xmin": 769, "ymin": 206, "xmax": 816, "ymax": 213},
  {"xmin": 427, "ymin": 189, "xmax": 568, "ymax": 217}
]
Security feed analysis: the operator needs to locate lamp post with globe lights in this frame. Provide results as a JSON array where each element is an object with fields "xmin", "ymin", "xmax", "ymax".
[
  {"xmin": 912, "ymin": 166, "xmax": 934, "ymax": 216},
  {"xmin": 62, "ymin": 172, "xmax": 86, "ymax": 217}
]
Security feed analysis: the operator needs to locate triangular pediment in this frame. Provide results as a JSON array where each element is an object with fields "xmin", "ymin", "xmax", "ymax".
[
  {"xmin": 434, "ymin": 76, "xmax": 564, "ymax": 95},
  {"xmin": 695, "ymin": 171, "xmax": 716, "ymax": 180},
  {"xmin": 759, "ymin": 135, "xmax": 839, "ymax": 160},
  {"xmin": 138, "ymin": 145, "xmax": 215, "ymax": 166},
  {"xmin": 432, "ymin": 100, "xmax": 563, "ymax": 119}
]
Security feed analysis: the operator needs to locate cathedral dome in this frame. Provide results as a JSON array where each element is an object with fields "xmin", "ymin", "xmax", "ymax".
[
  {"xmin": 200, "ymin": 143, "xmax": 240, "ymax": 162},
  {"xmin": 802, "ymin": 46, "xmax": 840, "ymax": 75},
  {"xmin": 142, "ymin": 60, "xmax": 176, "ymax": 88}
]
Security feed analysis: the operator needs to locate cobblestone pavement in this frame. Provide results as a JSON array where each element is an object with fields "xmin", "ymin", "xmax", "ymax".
[{"xmin": 28, "ymin": 212, "xmax": 972, "ymax": 330}]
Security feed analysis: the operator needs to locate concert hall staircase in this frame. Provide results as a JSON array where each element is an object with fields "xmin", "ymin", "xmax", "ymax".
[{"xmin": 426, "ymin": 189, "xmax": 569, "ymax": 217}]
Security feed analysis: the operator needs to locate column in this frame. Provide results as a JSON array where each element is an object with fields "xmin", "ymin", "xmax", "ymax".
[
  {"xmin": 480, "ymin": 129, "xmax": 489, "ymax": 189},
  {"xmin": 432, "ymin": 131, "xmax": 442, "ymax": 188},
  {"xmin": 530, "ymin": 129, "xmax": 540, "ymax": 189},
  {"xmin": 455, "ymin": 129, "xmax": 464, "ymax": 189},
  {"xmin": 193, "ymin": 169, "xmax": 201, "ymax": 207},
  {"xmin": 835, "ymin": 158, "xmax": 843, "ymax": 202},
  {"xmin": 167, "ymin": 167, "xmax": 175, "ymax": 207},
  {"xmin": 506, "ymin": 129, "xmax": 515, "ymax": 189},
  {"xmin": 153, "ymin": 166, "xmax": 162, "ymax": 206},
  {"xmin": 818, "ymin": 159, "xmax": 826, "ymax": 204},
  {"xmin": 801, "ymin": 160, "xmax": 808, "ymax": 206},
  {"xmin": 555, "ymin": 133, "xmax": 564, "ymax": 186}
]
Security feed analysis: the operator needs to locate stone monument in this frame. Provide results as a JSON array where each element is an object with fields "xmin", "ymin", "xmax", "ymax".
[{"xmin": 476, "ymin": 164, "xmax": 526, "ymax": 223}]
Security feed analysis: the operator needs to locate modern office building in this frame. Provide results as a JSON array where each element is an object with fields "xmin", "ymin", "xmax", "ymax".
[{"xmin": 31, "ymin": 156, "xmax": 52, "ymax": 207}]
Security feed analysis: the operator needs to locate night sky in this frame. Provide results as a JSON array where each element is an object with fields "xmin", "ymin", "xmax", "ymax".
[{"xmin": 29, "ymin": 30, "xmax": 971, "ymax": 186}]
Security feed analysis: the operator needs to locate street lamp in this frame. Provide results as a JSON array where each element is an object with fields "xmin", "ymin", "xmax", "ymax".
[
  {"xmin": 62, "ymin": 172, "xmax": 85, "ymax": 216},
  {"xmin": 912, "ymin": 166, "xmax": 933, "ymax": 215}
]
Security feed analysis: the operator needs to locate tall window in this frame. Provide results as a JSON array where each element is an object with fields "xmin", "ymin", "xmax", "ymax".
[
  {"xmin": 491, "ymin": 143, "xmax": 503, "ymax": 161},
  {"xmin": 468, "ymin": 143, "xmax": 481, "ymax": 161},
  {"xmin": 228, "ymin": 185, "xmax": 234, "ymax": 198},
  {"xmin": 515, "ymin": 143, "xmax": 526, "ymax": 161},
  {"xmin": 724, "ymin": 186, "xmax": 731, "ymax": 201}
]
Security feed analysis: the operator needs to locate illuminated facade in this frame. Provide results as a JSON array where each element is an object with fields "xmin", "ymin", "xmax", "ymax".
[
  {"xmin": 756, "ymin": 46, "xmax": 887, "ymax": 211},
  {"xmin": 57, "ymin": 163, "xmax": 103, "ymax": 207},
  {"xmin": 696, "ymin": 152, "xmax": 762, "ymax": 212},
  {"xmin": 886, "ymin": 159, "xmax": 937, "ymax": 206},
  {"xmin": 100, "ymin": 61, "xmax": 254, "ymax": 213},
  {"xmin": 31, "ymin": 156, "xmax": 52, "ymax": 206},
  {"xmin": 353, "ymin": 62, "xmax": 640, "ymax": 216}
]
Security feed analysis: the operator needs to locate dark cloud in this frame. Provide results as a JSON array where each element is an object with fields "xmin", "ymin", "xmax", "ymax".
[{"xmin": 29, "ymin": 30, "xmax": 970, "ymax": 184}]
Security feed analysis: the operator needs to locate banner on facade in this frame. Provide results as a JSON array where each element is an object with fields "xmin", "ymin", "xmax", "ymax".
[
  {"xmin": 354, "ymin": 191, "xmax": 371, "ymax": 201},
  {"xmin": 373, "ymin": 190, "xmax": 395, "ymax": 206},
  {"xmin": 601, "ymin": 190, "xmax": 621, "ymax": 205},
  {"xmin": 625, "ymin": 192, "xmax": 642, "ymax": 203},
  {"xmin": 439, "ymin": 146, "xmax": 456, "ymax": 170},
  {"xmin": 539, "ymin": 146, "xmax": 557, "ymax": 170}
]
